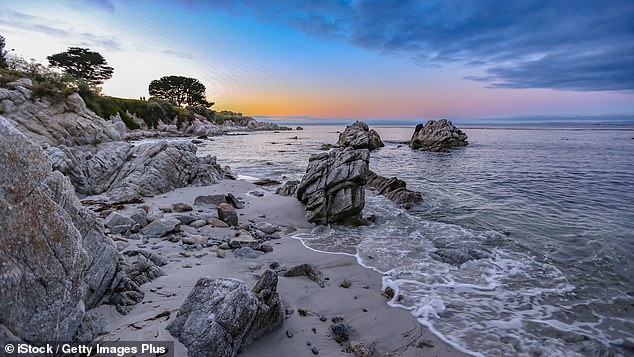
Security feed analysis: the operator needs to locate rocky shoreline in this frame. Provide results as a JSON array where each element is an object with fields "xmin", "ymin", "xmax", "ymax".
[{"xmin": 0, "ymin": 77, "xmax": 468, "ymax": 356}]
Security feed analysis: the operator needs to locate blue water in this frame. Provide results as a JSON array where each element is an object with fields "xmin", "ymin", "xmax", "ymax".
[{"xmin": 199, "ymin": 125, "xmax": 634, "ymax": 356}]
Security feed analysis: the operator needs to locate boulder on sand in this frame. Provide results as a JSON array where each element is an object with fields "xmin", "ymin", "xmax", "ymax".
[
  {"xmin": 409, "ymin": 119, "xmax": 468, "ymax": 152},
  {"xmin": 296, "ymin": 147, "xmax": 369, "ymax": 225}
]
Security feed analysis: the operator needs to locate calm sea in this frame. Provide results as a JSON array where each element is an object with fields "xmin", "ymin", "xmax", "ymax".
[{"xmin": 198, "ymin": 124, "xmax": 634, "ymax": 357}]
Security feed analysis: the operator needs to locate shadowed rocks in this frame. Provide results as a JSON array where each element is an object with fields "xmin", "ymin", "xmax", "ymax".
[{"xmin": 409, "ymin": 119, "xmax": 468, "ymax": 152}]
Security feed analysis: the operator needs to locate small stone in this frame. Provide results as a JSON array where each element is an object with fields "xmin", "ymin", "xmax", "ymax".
[
  {"xmin": 256, "ymin": 244, "xmax": 273, "ymax": 253},
  {"xmin": 270, "ymin": 262, "xmax": 280, "ymax": 270},
  {"xmin": 219, "ymin": 242, "xmax": 231, "ymax": 250},
  {"xmin": 319, "ymin": 316, "xmax": 327, "ymax": 322},
  {"xmin": 254, "ymin": 221, "xmax": 279, "ymax": 235},
  {"xmin": 286, "ymin": 330, "xmax": 294, "ymax": 338},
  {"xmin": 311, "ymin": 347, "xmax": 319, "ymax": 354},
  {"xmin": 340, "ymin": 279, "xmax": 352, "ymax": 288},
  {"xmin": 189, "ymin": 219, "xmax": 206, "ymax": 228},
  {"xmin": 330, "ymin": 322, "xmax": 350, "ymax": 343},
  {"xmin": 234, "ymin": 247, "xmax": 263, "ymax": 259},
  {"xmin": 182, "ymin": 264, "xmax": 192, "ymax": 268},
  {"xmin": 362, "ymin": 308, "xmax": 368, "ymax": 312},
  {"xmin": 207, "ymin": 217, "xmax": 229, "ymax": 228},
  {"xmin": 285, "ymin": 308, "xmax": 294, "ymax": 315},
  {"xmin": 349, "ymin": 341, "xmax": 373, "ymax": 357},
  {"xmin": 217, "ymin": 203, "xmax": 238, "ymax": 226},
  {"xmin": 173, "ymin": 203, "xmax": 193, "ymax": 212},
  {"xmin": 179, "ymin": 251, "xmax": 191, "ymax": 257},
  {"xmin": 216, "ymin": 250, "xmax": 226, "ymax": 258},
  {"xmin": 248, "ymin": 263, "xmax": 262, "ymax": 271},
  {"xmin": 249, "ymin": 190, "xmax": 264, "ymax": 197}
]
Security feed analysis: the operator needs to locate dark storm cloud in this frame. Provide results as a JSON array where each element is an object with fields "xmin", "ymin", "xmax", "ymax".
[{"xmin": 187, "ymin": 0, "xmax": 634, "ymax": 92}]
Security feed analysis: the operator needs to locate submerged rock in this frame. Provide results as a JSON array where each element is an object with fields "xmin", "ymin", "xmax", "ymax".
[
  {"xmin": 335, "ymin": 121, "xmax": 384, "ymax": 151},
  {"xmin": 166, "ymin": 270, "xmax": 284, "ymax": 356},
  {"xmin": 409, "ymin": 119, "xmax": 468, "ymax": 152},
  {"xmin": 296, "ymin": 147, "xmax": 369, "ymax": 225},
  {"xmin": 366, "ymin": 170, "xmax": 422, "ymax": 208}
]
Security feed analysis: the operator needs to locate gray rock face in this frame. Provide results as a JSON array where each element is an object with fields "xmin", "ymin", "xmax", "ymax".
[
  {"xmin": 296, "ymin": 147, "xmax": 369, "ymax": 224},
  {"xmin": 409, "ymin": 119, "xmax": 468, "ymax": 152},
  {"xmin": 140, "ymin": 218, "xmax": 180, "ymax": 238},
  {"xmin": 103, "ymin": 212, "xmax": 136, "ymax": 229},
  {"xmin": 48, "ymin": 140, "xmax": 233, "ymax": 200},
  {"xmin": 366, "ymin": 170, "xmax": 422, "ymax": 209},
  {"xmin": 276, "ymin": 180, "xmax": 299, "ymax": 197},
  {"xmin": 335, "ymin": 121, "xmax": 384, "ymax": 151},
  {"xmin": 0, "ymin": 116, "xmax": 118, "ymax": 342},
  {"xmin": 167, "ymin": 271, "xmax": 284, "ymax": 357},
  {"xmin": 0, "ymin": 85, "xmax": 123, "ymax": 146}
]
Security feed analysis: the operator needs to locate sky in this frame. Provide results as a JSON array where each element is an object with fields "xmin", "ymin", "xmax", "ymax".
[{"xmin": 1, "ymin": 0, "xmax": 633, "ymax": 121}]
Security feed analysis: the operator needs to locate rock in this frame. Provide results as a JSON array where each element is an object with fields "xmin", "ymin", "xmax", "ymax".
[
  {"xmin": 216, "ymin": 250, "xmax": 226, "ymax": 258},
  {"xmin": 207, "ymin": 217, "xmax": 230, "ymax": 228},
  {"xmin": 250, "ymin": 190, "xmax": 264, "ymax": 197},
  {"xmin": 349, "ymin": 341, "xmax": 373, "ymax": 357},
  {"xmin": 226, "ymin": 193, "xmax": 244, "ymax": 209},
  {"xmin": 158, "ymin": 205, "xmax": 173, "ymax": 213},
  {"xmin": 218, "ymin": 203, "xmax": 238, "ymax": 226},
  {"xmin": 166, "ymin": 271, "xmax": 284, "ymax": 356},
  {"xmin": 182, "ymin": 235, "xmax": 206, "ymax": 245},
  {"xmin": 0, "ymin": 117, "xmax": 118, "ymax": 342},
  {"xmin": 256, "ymin": 244, "xmax": 274, "ymax": 253},
  {"xmin": 172, "ymin": 203, "xmax": 193, "ymax": 212},
  {"xmin": 129, "ymin": 208, "xmax": 148, "ymax": 227},
  {"xmin": 111, "ymin": 225, "xmax": 130, "ymax": 235},
  {"xmin": 253, "ymin": 178, "xmax": 281, "ymax": 186},
  {"xmin": 409, "ymin": 119, "xmax": 468, "ymax": 152},
  {"xmin": 219, "ymin": 242, "xmax": 231, "ymax": 250},
  {"xmin": 193, "ymin": 194, "xmax": 226, "ymax": 206},
  {"xmin": 276, "ymin": 180, "xmax": 299, "ymax": 197},
  {"xmin": 430, "ymin": 248, "xmax": 481, "ymax": 266},
  {"xmin": 140, "ymin": 217, "xmax": 180, "ymax": 238},
  {"xmin": 296, "ymin": 147, "xmax": 369, "ymax": 225},
  {"xmin": 284, "ymin": 264, "xmax": 325, "ymax": 285},
  {"xmin": 296, "ymin": 126, "xmax": 304, "ymax": 130},
  {"xmin": 254, "ymin": 221, "xmax": 279, "ymax": 235},
  {"xmin": 103, "ymin": 211, "xmax": 135, "ymax": 230},
  {"xmin": 330, "ymin": 322, "xmax": 350, "ymax": 343},
  {"xmin": 335, "ymin": 121, "xmax": 384, "ymax": 151},
  {"xmin": 189, "ymin": 219, "xmax": 207, "ymax": 228},
  {"xmin": 146, "ymin": 207, "xmax": 164, "ymax": 222},
  {"xmin": 366, "ymin": 170, "xmax": 422, "ymax": 208},
  {"xmin": 320, "ymin": 143, "xmax": 334, "ymax": 151},
  {"xmin": 172, "ymin": 214, "xmax": 197, "ymax": 225},
  {"xmin": 234, "ymin": 247, "xmax": 263, "ymax": 259}
]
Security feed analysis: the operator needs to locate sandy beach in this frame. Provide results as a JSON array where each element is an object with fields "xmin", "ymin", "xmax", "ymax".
[{"xmin": 91, "ymin": 180, "xmax": 467, "ymax": 356}]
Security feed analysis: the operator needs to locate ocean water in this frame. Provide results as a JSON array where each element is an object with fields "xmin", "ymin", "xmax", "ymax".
[{"xmin": 198, "ymin": 125, "xmax": 634, "ymax": 357}]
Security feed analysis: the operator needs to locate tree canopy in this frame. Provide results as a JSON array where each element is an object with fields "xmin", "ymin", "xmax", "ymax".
[
  {"xmin": 148, "ymin": 75, "xmax": 211, "ymax": 107},
  {"xmin": 47, "ymin": 47, "xmax": 113, "ymax": 86},
  {"xmin": 0, "ymin": 35, "xmax": 8, "ymax": 69}
]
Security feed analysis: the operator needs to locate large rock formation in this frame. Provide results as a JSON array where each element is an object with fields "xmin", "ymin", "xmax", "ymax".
[
  {"xmin": 366, "ymin": 170, "xmax": 422, "ymax": 209},
  {"xmin": 335, "ymin": 121, "xmax": 384, "ymax": 151},
  {"xmin": 0, "ymin": 116, "xmax": 118, "ymax": 342},
  {"xmin": 46, "ymin": 140, "xmax": 234, "ymax": 200},
  {"xmin": 409, "ymin": 119, "xmax": 468, "ymax": 152},
  {"xmin": 167, "ymin": 270, "xmax": 284, "ymax": 357},
  {"xmin": 0, "ymin": 79, "xmax": 125, "ymax": 146},
  {"xmin": 296, "ymin": 147, "xmax": 369, "ymax": 224}
]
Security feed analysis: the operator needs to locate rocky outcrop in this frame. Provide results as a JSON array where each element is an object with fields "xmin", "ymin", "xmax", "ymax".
[
  {"xmin": 276, "ymin": 180, "xmax": 299, "ymax": 197},
  {"xmin": 366, "ymin": 170, "xmax": 422, "ymax": 209},
  {"xmin": 0, "ymin": 116, "xmax": 118, "ymax": 342},
  {"xmin": 296, "ymin": 147, "xmax": 369, "ymax": 224},
  {"xmin": 47, "ymin": 140, "xmax": 234, "ymax": 200},
  {"xmin": 409, "ymin": 119, "xmax": 468, "ymax": 152},
  {"xmin": 0, "ymin": 80, "xmax": 125, "ymax": 146},
  {"xmin": 167, "ymin": 271, "xmax": 284, "ymax": 356},
  {"xmin": 335, "ymin": 121, "xmax": 384, "ymax": 151},
  {"xmin": 183, "ymin": 116, "xmax": 224, "ymax": 137}
]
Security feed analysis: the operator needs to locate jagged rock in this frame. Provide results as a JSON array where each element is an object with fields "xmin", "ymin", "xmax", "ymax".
[
  {"xmin": 218, "ymin": 203, "xmax": 238, "ymax": 226},
  {"xmin": 366, "ymin": 170, "xmax": 422, "ymax": 208},
  {"xmin": 0, "ymin": 86, "xmax": 124, "ymax": 146},
  {"xmin": 130, "ymin": 208, "xmax": 148, "ymax": 227},
  {"xmin": 276, "ymin": 180, "xmax": 299, "ymax": 197},
  {"xmin": 254, "ymin": 222, "xmax": 279, "ymax": 235},
  {"xmin": 409, "ymin": 119, "xmax": 468, "ymax": 152},
  {"xmin": 183, "ymin": 117, "xmax": 224, "ymax": 137},
  {"xmin": 146, "ymin": 207, "xmax": 164, "ymax": 222},
  {"xmin": 253, "ymin": 178, "xmax": 281, "ymax": 186},
  {"xmin": 167, "ymin": 271, "xmax": 284, "ymax": 356},
  {"xmin": 335, "ymin": 121, "xmax": 384, "ymax": 151},
  {"xmin": 296, "ymin": 147, "xmax": 369, "ymax": 224},
  {"xmin": 140, "ymin": 217, "xmax": 180, "ymax": 238},
  {"xmin": 103, "ymin": 212, "xmax": 136, "ymax": 229},
  {"xmin": 0, "ymin": 116, "xmax": 118, "ymax": 342}
]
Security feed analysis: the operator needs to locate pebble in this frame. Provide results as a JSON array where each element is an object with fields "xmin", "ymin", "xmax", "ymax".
[
  {"xmin": 179, "ymin": 252, "xmax": 191, "ymax": 257},
  {"xmin": 216, "ymin": 250, "xmax": 226, "ymax": 258},
  {"xmin": 311, "ymin": 347, "xmax": 319, "ymax": 354},
  {"xmin": 182, "ymin": 264, "xmax": 192, "ymax": 268},
  {"xmin": 285, "ymin": 308, "xmax": 294, "ymax": 315},
  {"xmin": 362, "ymin": 308, "xmax": 368, "ymax": 312},
  {"xmin": 285, "ymin": 330, "xmax": 294, "ymax": 338},
  {"xmin": 319, "ymin": 316, "xmax": 327, "ymax": 322}
]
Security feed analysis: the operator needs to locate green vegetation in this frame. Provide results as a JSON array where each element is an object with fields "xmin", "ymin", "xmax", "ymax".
[
  {"xmin": 148, "ymin": 75, "xmax": 212, "ymax": 107},
  {"xmin": 0, "ymin": 35, "xmax": 8, "ymax": 69},
  {"xmin": 47, "ymin": 47, "xmax": 114, "ymax": 89}
]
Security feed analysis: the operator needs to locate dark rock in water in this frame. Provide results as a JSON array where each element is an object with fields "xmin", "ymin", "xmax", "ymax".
[
  {"xmin": 330, "ymin": 322, "xmax": 351, "ymax": 343},
  {"xmin": 284, "ymin": 264, "xmax": 325, "ymax": 285},
  {"xmin": 335, "ymin": 121, "xmax": 384, "ymax": 151},
  {"xmin": 296, "ymin": 147, "xmax": 369, "ymax": 225},
  {"xmin": 218, "ymin": 203, "xmax": 238, "ymax": 226},
  {"xmin": 0, "ymin": 116, "xmax": 118, "ymax": 342},
  {"xmin": 253, "ymin": 178, "xmax": 282, "ymax": 186},
  {"xmin": 172, "ymin": 202, "xmax": 193, "ymax": 212},
  {"xmin": 429, "ymin": 248, "xmax": 489, "ymax": 266},
  {"xmin": 276, "ymin": 180, "xmax": 299, "ymax": 197},
  {"xmin": 166, "ymin": 270, "xmax": 284, "ymax": 357},
  {"xmin": 409, "ymin": 119, "xmax": 468, "ymax": 152},
  {"xmin": 296, "ymin": 126, "xmax": 304, "ymax": 130},
  {"xmin": 366, "ymin": 170, "xmax": 422, "ymax": 208}
]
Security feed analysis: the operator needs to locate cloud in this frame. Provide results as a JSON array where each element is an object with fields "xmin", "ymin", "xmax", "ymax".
[
  {"xmin": 161, "ymin": 49, "xmax": 193, "ymax": 59},
  {"xmin": 190, "ymin": 0, "xmax": 634, "ymax": 92}
]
